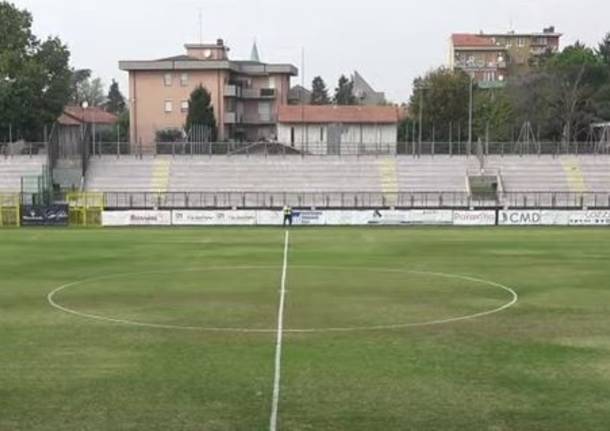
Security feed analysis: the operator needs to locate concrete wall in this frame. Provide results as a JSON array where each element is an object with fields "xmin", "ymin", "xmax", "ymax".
[{"xmin": 277, "ymin": 123, "xmax": 397, "ymax": 155}]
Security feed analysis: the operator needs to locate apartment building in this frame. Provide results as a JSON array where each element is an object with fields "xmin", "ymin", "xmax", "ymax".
[
  {"xmin": 449, "ymin": 27, "xmax": 562, "ymax": 88},
  {"xmin": 119, "ymin": 39, "xmax": 298, "ymax": 151}
]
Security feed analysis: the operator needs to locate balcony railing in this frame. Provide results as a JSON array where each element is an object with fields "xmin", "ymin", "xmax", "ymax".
[
  {"xmin": 223, "ymin": 113, "xmax": 276, "ymax": 125},
  {"xmin": 454, "ymin": 61, "xmax": 506, "ymax": 70},
  {"xmin": 241, "ymin": 88, "xmax": 276, "ymax": 99},
  {"xmin": 224, "ymin": 85, "xmax": 239, "ymax": 97},
  {"xmin": 224, "ymin": 86, "xmax": 277, "ymax": 99}
]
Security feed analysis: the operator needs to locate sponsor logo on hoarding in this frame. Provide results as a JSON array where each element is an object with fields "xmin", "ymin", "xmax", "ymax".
[
  {"xmin": 293, "ymin": 211, "xmax": 325, "ymax": 225},
  {"xmin": 21, "ymin": 205, "xmax": 69, "ymax": 226},
  {"xmin": 453, "ymin": 211, "xmax": 496, "ymax": 226},
  {"xmin": 500, "ymin": 211, "xmax": 542, "ymax": 225},
  {"xmin": 569, "ymin": 211, "xmax": 610, "ymax": 226}
]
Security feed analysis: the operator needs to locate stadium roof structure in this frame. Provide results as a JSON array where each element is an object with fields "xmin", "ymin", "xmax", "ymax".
[{"xmin": 278, "ymin": 105, "xmax": 399, "ymax": 124}]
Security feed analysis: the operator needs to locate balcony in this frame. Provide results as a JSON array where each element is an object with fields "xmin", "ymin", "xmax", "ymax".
[
  {"xmin": 224, "ymin": 112, "xmax": 276, "ymax": 125},
  {"xmin": 455, "ymin": 60, "xmax": 506, "ymax": 71},
  {"xmin": 224, "ymin": 85, "xmax": 239, "ymax": 97},
  {"xmin": 224, "ymin": 112, "xmax": 237, "ymax": 124},
  {"xmin": 224, "ymin": 86, "xmax": 277, "ymax": 99},
  {"xmin": 241, "ymin": 88, "xmax": 277, "ymax": 99},
  {"xmin": 241, "ymin": 114, "xmax": 276, "ymax": 125}
]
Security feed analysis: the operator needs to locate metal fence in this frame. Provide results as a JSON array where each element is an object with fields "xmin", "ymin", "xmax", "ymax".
[
  {"xmin": 85, "ymin": 140, "xmax": 610, "ymax": 158},
  {"xmin": 95, "ymin": 191, "xmax": 610, "ymax": 210},
  {"xmin": 0, "ymin": 142, "xmax": 48, "ymax": 157}
]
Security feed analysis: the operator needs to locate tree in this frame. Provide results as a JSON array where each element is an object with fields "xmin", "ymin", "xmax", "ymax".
[
  {"xmin": 546, "ymin": 43, "xmax": 607, "ymax": 142},
  {"xmin": 598, "ymin": 33, "xmax": 610, "ymax": 66},
  {"xmin": 0, "ymin": 1, "xmax": 71, "ymax": 141},
  {"xmin": 408, "ymin": 68, "xmax": 472, "ymax": 141},
  {"xmin": 69, "ymin": 69, "xmax": 91, "ymax": 104},
  {"xmin": 473, "ymin": 89, "xmax": 513, "ymax": 141},
  {"xmin": 106, "ymin": 79, "xmax": 126, "ymax": 114},
  {"xmin": 334, "ymin": 75, "xmax": 357, "ymax": 105},
  {"xmin": 78, "ymin": 77, "xmax": 106, "ymax": 107},
  {"xmin": 507, "ymin": 40, "xmax": 609, "ymax": 142},
  {"xmin": 186, "ymin": 85, "xmax": 217, "ymax": 141},
  {"xmin": 310, "ymin": 76, "xmax": 330, "ymax": 105}
]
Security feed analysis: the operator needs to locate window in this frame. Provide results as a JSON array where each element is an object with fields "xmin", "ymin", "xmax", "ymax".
[
  {"xmin": 164, "ymin": 100, "xmax": 173, "ymax": 113},
  {"xmin": 181, "ymin": 101, "xmax": 189, "ymax": 113},
  {"xmin": 290, "ymin": 127, "xmax": 295, "ymax": 146},
  {"xmin": 517, "ymin": 37, "xmax": 526, "ymax": 48},
  {"xmin": 164, "ymin": 73, "xmax": 173, "ymax": 87},
  {"xmin": 320, "ymin": 127, "xmax": 325, "ymax": 142},
  {"xmin": 180, "ymin": 73, "xmax": 189, "ymax": 87},
  {"xmin": 258, "ymin": 102, "xmax": 272, "ymax": 122}
]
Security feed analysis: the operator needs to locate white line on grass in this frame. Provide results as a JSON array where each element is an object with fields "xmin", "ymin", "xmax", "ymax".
[
  {"xmin": 47, "ymin": 266, "xmax": 518, "ymax": 334},
  {"xmin": 270, "ymin": 230, "xmax": 290, "ymax": 431}
]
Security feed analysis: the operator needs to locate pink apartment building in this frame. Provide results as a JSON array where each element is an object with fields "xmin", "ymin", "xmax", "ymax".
[{"xmin": 119, "ymin": 39, "xmax": 298, "ymax": 152}]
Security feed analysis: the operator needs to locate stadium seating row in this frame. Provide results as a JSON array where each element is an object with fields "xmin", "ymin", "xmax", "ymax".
[
  {"xmin": 1, "ymin": 155, "xmax": 609, "ymax": 196},
  {"xmin": 84, "ymin": 155, "xmax": 610, "ymax": 194},
  {"xmin": 0, "ymin": 156, "xmax": 47, "ymax": 193}
]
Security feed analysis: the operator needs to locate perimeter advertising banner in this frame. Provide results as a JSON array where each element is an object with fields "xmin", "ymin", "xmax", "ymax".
[
  {"xmin": 499, "ymin": 210, "xmax": 610, "ymax": 226},
  {"xmin": 173, "ymin": 210, "xmax": 257, "ymax": 226},
  {"xmin": 21, "ymin": 205, "xmax": 69, "ymax": 226},
  {"xmin": 106, "ymin": 210, "xmax": 458, "ymax": 226},
  {"xmin": 453, "ymin": 211, "xmax": 496, "ymax": 226},
  {"xmin": 102, "ymin": 211, "xmax": 172, "ymax": 226},
  {"xmin": 101, "ymin": 210, "xmax": 610, "ymax": 227},
  {"xmin": 568, "ymin": 210, "xmax": 610, "ymax": 226},
  {"xmin": 499, "ymin": 211, "xmax": 570, "ymax": 226}
]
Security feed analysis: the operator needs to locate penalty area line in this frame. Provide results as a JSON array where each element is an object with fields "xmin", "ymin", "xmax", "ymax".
[{"xmin": 269, "ymin": 230, "xmax": 290, "ymax": 431}]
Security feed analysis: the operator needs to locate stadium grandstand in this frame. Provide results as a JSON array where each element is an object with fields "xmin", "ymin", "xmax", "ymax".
[{"xmin": 2, "ymin": 137, "xmax": 610, "ymax": 212}]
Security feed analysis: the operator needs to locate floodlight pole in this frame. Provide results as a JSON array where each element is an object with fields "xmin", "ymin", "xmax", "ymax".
[
  {"xmin": 418, "ymin": 88, "xmax": 423, "ymax": 147},
  {"xmin": 468, "ymin": 74, "xmax": 474, "ymax": 150}
]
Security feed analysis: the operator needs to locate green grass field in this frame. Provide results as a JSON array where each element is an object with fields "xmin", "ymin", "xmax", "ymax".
[{"xmin": 2, "ymin": 227, "xmax": 610, "ymax": 430}]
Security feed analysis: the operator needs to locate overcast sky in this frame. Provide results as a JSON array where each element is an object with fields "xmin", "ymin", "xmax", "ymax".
[{"xmin": 12, "ymin": 0, "xmax": 610, "ymax": 103}]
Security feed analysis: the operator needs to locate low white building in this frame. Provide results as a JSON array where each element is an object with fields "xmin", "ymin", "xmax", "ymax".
[{"xmin": 277, "ymin": 105, "xmax": 399, "ymax": 155}]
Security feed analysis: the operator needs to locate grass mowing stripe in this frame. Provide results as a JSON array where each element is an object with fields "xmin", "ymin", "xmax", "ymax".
[{"xmin": 270, "ymin": 231, "xmax": 290, "ymax": 431}]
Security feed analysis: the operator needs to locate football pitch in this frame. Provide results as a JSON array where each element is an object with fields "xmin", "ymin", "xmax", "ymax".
[{"xmin": 2, "ymin": 227, "xmax": 610, "ymax": 430}]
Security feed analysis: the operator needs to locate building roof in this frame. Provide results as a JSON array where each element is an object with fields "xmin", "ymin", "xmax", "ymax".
[
  {"xmin": 278, "ymin": 105, "xmax": 399, "ymax": 124},
  {"xmin": 120, "ymin": 39, "xmax": 298, "ymax": 76},
  {"xmin": 288, "ymin": 85, "xmax": 312, "ymax": 103},
  {"xmin": 452, "ymin": 34, "xmax": 496, "ymax": 47},
  {"xmin": 59, "ymin": 106, "xmax": 118, "ymax": 126},
  {"xmin": 352, "ymin": 71, "xmax": 386, "ymax": 105},
  {"xmin": 157, "ymin": 54, "xmax": 199, "ymax": 62},
  {"xmin": 452, "ymin": 31, "xmax": 562, "ymax": 48}
]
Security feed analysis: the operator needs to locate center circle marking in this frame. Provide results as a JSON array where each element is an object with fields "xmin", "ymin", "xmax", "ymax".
[{"xmin": 47, "ymin": 265, "xmax": 518, "ymax": 333}]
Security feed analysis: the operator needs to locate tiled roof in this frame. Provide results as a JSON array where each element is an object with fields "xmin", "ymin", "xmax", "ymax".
[
  {"xmin": 278, "ymin": 105, "xmax": 399, "ymax": 124},
  {"xmin": 60, "ymin": 106, "xmax": 119, "ymax": 125},
  {"xmin": 57, "ymin": 113, "xmax": 81, "ymax": 126},
  {"xmin": 451, "ymin": 34, "xmax": 495, "ymax": 47}
]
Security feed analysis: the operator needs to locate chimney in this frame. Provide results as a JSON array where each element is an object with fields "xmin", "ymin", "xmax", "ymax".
[{"xmin": 217, "ymin": 38, "xmax": 224, "ymax": 46}]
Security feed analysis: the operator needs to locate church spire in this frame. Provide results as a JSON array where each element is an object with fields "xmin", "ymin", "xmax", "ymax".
[{"xmin": 250, "ymin": 40, "xmax": 261, "ymax": 62}]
